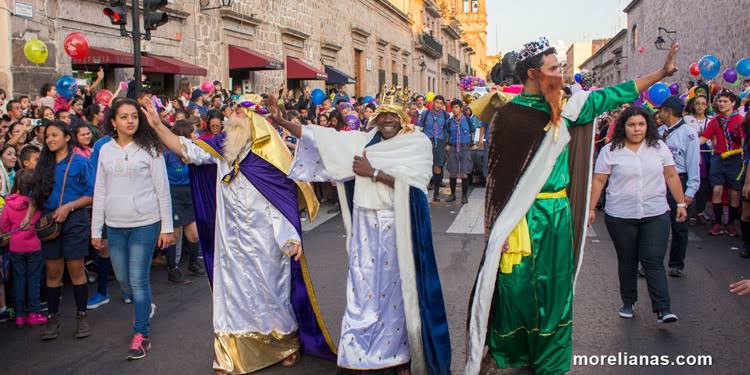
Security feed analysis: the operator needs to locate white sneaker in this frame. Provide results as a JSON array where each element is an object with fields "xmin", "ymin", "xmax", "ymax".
[{"xmin": 657, "ymin": 311, "xmax": 678, "ymax": 323}]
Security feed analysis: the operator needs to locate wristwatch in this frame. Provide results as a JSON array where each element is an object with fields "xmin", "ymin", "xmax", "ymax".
[
  {"xmin": 676, "ymin": 203, "xmax": 688, "ymax": 208},
  {"xmin": 371, "ymin": 169, "xmax": 380, "ymax": 182}
]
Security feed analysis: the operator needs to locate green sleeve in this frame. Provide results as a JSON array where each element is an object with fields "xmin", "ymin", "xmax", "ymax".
[{"xmin": 574, "ymin": 80, "xmax": 639, "ymax": 125}]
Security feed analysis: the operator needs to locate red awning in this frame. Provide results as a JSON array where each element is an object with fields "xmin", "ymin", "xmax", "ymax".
[
  {"xmin": 229, "ymin": 45, "xmax": 283, "ymax": 71},
  {"xmin": 286, "ymin": 57, "xmax": 327, "ymax": 80},
  {"xmin": 71, "ymin": 47, "xmax": 135, "ymax": 67},
  {"xmin": 142, "ymin": 54, "xmax": 207, "ymax": 76}
]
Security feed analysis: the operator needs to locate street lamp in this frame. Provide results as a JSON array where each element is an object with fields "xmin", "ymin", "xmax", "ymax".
[
  {"xmin": 654, "ymin": 27, "xmax": 676, "ymax": 51},
  {"xmin": 199, "ymin": 0, "xmax": 233, "ymax": 11}
]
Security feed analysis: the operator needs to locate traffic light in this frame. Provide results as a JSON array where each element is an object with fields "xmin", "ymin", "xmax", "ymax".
[
  {"xmin": 143, "ymin": 0, "xmax": 169, "ymax": 31},
  {"xmin": 103, "ymin": 0, "xmax": 127, "ymax": 25}
]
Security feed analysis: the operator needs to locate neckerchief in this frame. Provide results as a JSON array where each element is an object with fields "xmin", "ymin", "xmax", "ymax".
[
  {"xmin": 719, "ymin": 112, "xmax": 740, "ymax": 151},
  {"xmin": 431, "ymin": 110, "xmax": 440, "ymax": 148},
  {"xmin": 453, "ymin": 115, "xmax": 464, "ymax": 152}
]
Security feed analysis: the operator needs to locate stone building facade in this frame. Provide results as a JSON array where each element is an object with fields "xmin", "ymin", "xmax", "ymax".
[
  {"xmin": 624, "ymin": 0, "xmax": 750, "ymax": 87},
  {"xmin": 564, "ymin": 39, "xmax": 609, "ymax": 82},
  {"xmin": 2, "ymin": 0, "xmax": 488, "ymax": 100},
  {"xmin": 578, "ymin": 29, "xmax": 628, "ymax": 88}
]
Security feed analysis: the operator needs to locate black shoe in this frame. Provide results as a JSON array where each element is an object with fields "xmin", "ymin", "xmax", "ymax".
[
  {"xmin": 741, "ymin": 247, "xmax": 750, "ymax": 259},
  {"xmin": 168, "ymin": 268, "xmax": 191, "ymax": 285},
  {"xmin": 432, "ymin": 195, "xmax": 440, "ymax": 202},
  {"xmin": 127, "ymin": 333, "xmax": 151, "ymax": 360},
  {"xmin": 188, "ymin": 262, "xmax": 206, "ymax": 276},
  {"xmin": 461, "ymin": 195, "xmax": 469, "ymax": 204},
  {"xmin": 446, "ymin": 195, "xmax": 457, "ymax": 203},
  {"xmin": 668, "ymin": 267, "xmax": 683, "ymax": 277},
  {"xmin": 75, "ymin": 311, "xmax": 91, "ymax": 339},
  {"xmin": 657, "ymin": 310, "xmax": 678, "ymax": 323},
  {"xmin": 41, "ymin": 313, "xmax": 60, "ymax": 341}
]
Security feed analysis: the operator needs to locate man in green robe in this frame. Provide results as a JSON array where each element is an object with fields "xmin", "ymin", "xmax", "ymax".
[{"xmin": 464, "ymin": 38, "xmax": 680, "ymax": 375}]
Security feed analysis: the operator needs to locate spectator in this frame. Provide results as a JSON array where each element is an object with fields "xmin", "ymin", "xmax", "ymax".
[
  {"xmin": 39, "ymin": 83, "xmax": 57, "ymax": 109},
  {"xmin": 83, "ymin": 104, "xmax": 104, "ymax": 138},
  {"xmin": 700, "ymin": 90, "xmax": 745, "ymax": 236},
  {"xmin": 91, "ymin": 98, "xmax": 174, "ymax": 360},
  {"xmin": 362, "ymin": 103, "xmax": 376, "ymax": 130},
  {"xmin": 29, "ymin": 119, "xmax": 47, "ymax": 149},
  {"xmin": 56, "ymin": 109, "xmax": 72, "ymax": 125},
  {"xmin": 72, "ymin": 123, "xmax": 94, "ymax": 159},
  {"xmin": 1, "ymin": 143, "xmax": 18, "ymax": 187},
  {"xmin": 415, "ymin": 94, "xmax": 427, "ymax": 117},
  {"xmin": 18, "ymin": 145, "xmax": 40, "ymax": 171},
  {"xmin": 317, "ymin": 113, "xmax": 330, "ymax": 127},
  {"xmin": 657, "ymin": 96, "xmax": 700, "ymax": 277},
  {"xmin": 0, "ymin": 144, "xmax": 14, "ymax": 195},
  {"xmin": 163, "ymin": 119, "xmax": 205, "ymax": 284},
  {"xmin": 199, "ymin": 110, "xmax": 223, "ymax": 140},
  {"xmin": 187, "ymin": 89, "xmax": 207, "ymax": 117},
  {"xmin": 0, "ymin": 87, "xmax": 6, "ymax": 116},
  {"xmin": 0, "ymin": 115, "xmax": 10, "ymax": 142},
  {"xmin": 174, "ymin": 110, "xmax": 187, "ymax": 122},
  {"xmin": 589, "ymin": 106, "xmax": 686, "ymax": 324},
  {"xmin": 445, "ymin": 99, "xmax": 475, "ymax": 204},
  {"xmin": 417, "ymin": 95, "xmax": 450, "ymax": 201},
  {"xmin": 221, "ymin": 105, "xmax": 232, "ymax": 121},
  {"xmin": 684, "ymin": 95, "xmax": 713, "ymax": 225},
  {"xmin": 6, "ymin": 99, "xmax": 23, "ymax": 122},
  {"xmin": 40, "ymin": 106, "xmax": 55, "ymax": 121},
  {"xmin": 329, "ymin": 109, "xmax": 345, "ymax": 131},
  {"xmin": 332, "ymin": 84, "xmax": 350, "ymax": 105},
  {"xmin": 18, "ymin": 95, "xmax": 31, "ymax": 117},
  {"xmin": 27, "ymin": 120, "xmax": 95, "ymax": 341},
  {"xmin": 5, "ymin": 121, "xmax": 31, "ymax": 148},
  {"xmin": 1, "ymin": 169, "xmax": 45, "ymax": 327},
  {"xmin": 740, "ymin": 115, "xmax": 750, "ymax": 259}
]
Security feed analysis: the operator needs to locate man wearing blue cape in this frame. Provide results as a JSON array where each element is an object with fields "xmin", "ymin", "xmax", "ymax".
[
  {"xmin": 144, "ymin": 96, "xmax": 336, "ymax": 374},
  {"xmin": 271, "ymin": 88, "xmax": 451, "ymax": 375}
]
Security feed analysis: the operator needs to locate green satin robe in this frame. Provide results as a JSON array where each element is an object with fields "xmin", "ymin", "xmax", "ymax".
[{"xmin": 488, "ymin": 81, "xmax": 639, "ymax": 375}]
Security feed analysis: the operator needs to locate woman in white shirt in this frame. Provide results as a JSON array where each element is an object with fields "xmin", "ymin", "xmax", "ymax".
[
  {"xmin": 91, "ymin": 98, "xmax": 175, "ymax": 360},
  {"xmin": 683, "ymin": 95, "xmax": 713, "ymax": 225},
  {"xmin": 588, "ymin": 106, "xmax": 687, "ymax": 324}
]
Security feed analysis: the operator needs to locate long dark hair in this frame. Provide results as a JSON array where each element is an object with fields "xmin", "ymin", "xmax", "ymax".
[
  {"xmin": 71, "ymin": 122, "xmax": 93, "ymax": 149},
  {"xmin": 32, "ymin": 121, "xmax": 73, "ymax": 208},
  {"xmin": 609, "ymin": 106, "xmax": 661, "ymax": 150},
  {"xmin": 103, "ymin": 99, "xmax": 162, "ymax": 157}
]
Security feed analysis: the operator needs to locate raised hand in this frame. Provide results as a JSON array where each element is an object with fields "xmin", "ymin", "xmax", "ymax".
[{"xmin": 663, "ymin": 43, "xmax": 679, "ymax": 77}]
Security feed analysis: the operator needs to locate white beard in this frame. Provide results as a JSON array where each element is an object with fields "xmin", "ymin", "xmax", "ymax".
[{"xmin": 222, "ymin": 117, "xmax": 252, "ymax": 164}]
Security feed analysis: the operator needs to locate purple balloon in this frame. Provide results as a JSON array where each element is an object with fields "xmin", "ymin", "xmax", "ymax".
[
  {"xmin": 723, "ymin": 68, "xmax": 738, "ymax": 83},
  {"xmin": 669, "ymin": 82, "xmax": 680, "ymax": 95},
  {"xmin": 679, "ymin": 94, "xmax": 688, "ymax": 106}
]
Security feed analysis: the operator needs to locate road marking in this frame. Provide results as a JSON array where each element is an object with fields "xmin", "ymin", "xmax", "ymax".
[
  {"xmin": 446, "ymin": 188, "xmax": 485, "ymax": 234},
  {"xmin": 302, "ymin": 203, "xmax": 340, "ymax": 232}
]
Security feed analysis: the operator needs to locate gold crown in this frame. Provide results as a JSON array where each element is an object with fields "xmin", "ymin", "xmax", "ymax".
[{"xmin": 377, "ymin": 85, "xmax": 411, "ymax": 107}]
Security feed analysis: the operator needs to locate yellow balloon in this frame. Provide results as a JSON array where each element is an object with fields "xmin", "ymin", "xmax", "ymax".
[
  {"xmin": 24, "ymin": 39, "xmax": 48, "ymax": 65},
  {"xmin": 426, "ymin": 91, "xmax": 436, "ymax": 102}
]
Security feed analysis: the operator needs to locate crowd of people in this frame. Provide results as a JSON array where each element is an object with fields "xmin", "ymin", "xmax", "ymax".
[{"xmin": 0, "ymin": 43, "xmax": 749, "ymax": 374}]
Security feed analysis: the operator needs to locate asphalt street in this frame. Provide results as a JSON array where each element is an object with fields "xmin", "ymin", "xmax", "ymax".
[{"xmin": 2, "ymin": 187, "xmax": 749, "ymax": 375}]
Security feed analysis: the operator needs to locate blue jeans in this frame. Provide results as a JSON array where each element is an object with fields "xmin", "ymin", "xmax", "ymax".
[
  {"xmin": 10, "ymin": 252, "xmax": 44, "ymax": 316},
  {"xmin": 108, "ymin": 222, "xmax": 160, "ymax": 336}
]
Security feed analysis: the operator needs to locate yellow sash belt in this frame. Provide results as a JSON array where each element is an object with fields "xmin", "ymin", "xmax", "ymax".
[{"xmin": 499, "ymin": 189, "xmax": 567, "ymax": 274}]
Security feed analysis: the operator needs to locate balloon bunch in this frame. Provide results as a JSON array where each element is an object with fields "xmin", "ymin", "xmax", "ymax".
[
  {"xmin": 688, "ymin": 55, "xmax": 750, "ymax": 88},
  {"xmin": 459, "ymin": 76, "xmax": 486, "ymax": 92}
]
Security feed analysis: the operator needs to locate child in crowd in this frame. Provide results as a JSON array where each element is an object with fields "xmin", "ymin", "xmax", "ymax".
[
  {"xmin": 18, "ymin": 145, "xmax": 40, "ymax": 171},
  {"xmin": 1, "ymin": 169, "xmax": 45, "ymax": 327}
]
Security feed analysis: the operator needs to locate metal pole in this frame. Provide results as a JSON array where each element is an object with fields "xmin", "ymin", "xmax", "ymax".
[{"xmin": 132, "ymin": 0, "xmax": 142, "ymax": 92}]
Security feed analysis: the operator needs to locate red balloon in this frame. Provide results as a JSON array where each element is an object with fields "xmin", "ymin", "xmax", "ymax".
[
  {"xmin": 64, "ymin": 32, "xmax": 89, "ymax": 60},
  {"xmin": 689, "ymin": 63, "xmax": 700, "ymax": 77}
]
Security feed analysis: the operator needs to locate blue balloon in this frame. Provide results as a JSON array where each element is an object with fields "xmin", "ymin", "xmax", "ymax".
[
  {"xmin": 55, "ymin": 75, "xmax": 78, "ymax": 99},
  {"xmin": 698, "ymin": 55, "xmax": 721, "ymax": 80},
  {"xmin": 647, "ymin": 82, "xmax": 670, "ymax": 106},
  {"xmin": 574, "ymin": 73, "xmax": 583, "ymax": 83},
  {"xmin": 363, "ymin": 95, "xmax": 375, "ymax": 104},
  {"xmin": 740, "ymin": 91, "xmax": 749, "ymax": 101},
  {"xmin": 736, "ymin": 57, "xmax": 750, "ymax": 77},
  {"xmin": 310, "ymin": 88, "xmax": 326, "ymax": 106}
]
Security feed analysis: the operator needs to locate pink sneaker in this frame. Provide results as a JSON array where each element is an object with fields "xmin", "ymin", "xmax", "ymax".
[
  {"xmin": 15, "ymin": 316, "xmax": 27, "ymax": 328},
  {"xmin": 28, "ymin": 313, "xmax": 48, "ymax": 326}
]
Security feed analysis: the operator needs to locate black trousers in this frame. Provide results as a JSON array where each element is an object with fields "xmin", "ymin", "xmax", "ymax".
[
  {"xmin": 667, "ymin": 173, "xmax": 689, "ymax": 269},
  {"xmin": 605, "ymin": 212, "xmax": 672, "ymax": 313}
]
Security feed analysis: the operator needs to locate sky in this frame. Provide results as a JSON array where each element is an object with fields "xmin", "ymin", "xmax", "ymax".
[{"xmin": 487, "ymin": 0, "xmax": 630, "ymax": 56}]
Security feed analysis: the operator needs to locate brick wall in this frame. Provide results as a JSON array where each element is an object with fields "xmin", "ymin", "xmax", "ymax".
[{"xmin": 625, "ymin": 0, "xmax": 750, "ymax": 88}]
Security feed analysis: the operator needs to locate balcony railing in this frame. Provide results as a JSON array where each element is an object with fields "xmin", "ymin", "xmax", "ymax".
[
  {"xmin": 443, "ymin": 54, "xmax": 460, "ymax": 73},
  {"xmin": 415, "ymin": 33, "xmax": 443, "ymax": 59}
]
